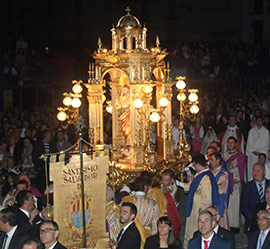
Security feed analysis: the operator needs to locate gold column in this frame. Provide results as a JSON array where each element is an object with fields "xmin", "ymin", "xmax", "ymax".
[{"xmin": 86, "ymin": 84, "xmax": 104, "ymax": 150}]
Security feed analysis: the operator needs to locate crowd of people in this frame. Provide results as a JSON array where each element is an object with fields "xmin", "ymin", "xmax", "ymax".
[
  {"xmin": 170, "ymin": 41, "xmax": 270, "ymax": 80},
  {"xmin": 1, "ymin": 35, "xmax": 270, "ymax": 248}
]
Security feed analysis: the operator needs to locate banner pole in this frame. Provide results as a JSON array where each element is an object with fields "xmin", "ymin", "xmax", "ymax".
[{"xmin": 79, "ymin": 132, "xmax": 87, "ymax": 248}]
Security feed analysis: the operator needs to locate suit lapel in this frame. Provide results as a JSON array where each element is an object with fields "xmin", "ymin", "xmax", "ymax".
[
  {"xmin": 0, "ymin": 233, "xmax": 6, "ymax": 248},
  {"xmin": 262, "ymin": 231, "xmax": 270, "ymax": 249},
  {"xmin": 197, "ymin": 237, "xmax": 202, "ymax": 248},
  {"xmin": 252, "ymin": 181, "xmax": 260, "ymax": 201},
  {"xmin": 208, "ymin": 233, "xmax": 218, "ymax": 249},
  {"xmin": 8, "ymin": 227, "xmax": 18, "ymax": 249}
]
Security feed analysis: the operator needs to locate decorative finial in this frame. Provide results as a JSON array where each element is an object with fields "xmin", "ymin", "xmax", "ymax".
[
  {"xmin": 98, "ymin": 37, "xmax": 102, "ymax": 49},
  {"xmin": 125, "ymin": 6, "xmax": 131, "ymax": 15},
  {"xmin": 156, "ymin": 36, "xmax": 160, "ymax": 48}
]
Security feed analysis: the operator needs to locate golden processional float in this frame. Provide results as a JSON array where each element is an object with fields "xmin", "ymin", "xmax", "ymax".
[
  {"xmin": 57, "ymin": 7, "xmax": 200, "ymax": 187},
  {"xmin": 53, "ymin": 8, "xmax": 200, "ymax": 248}
]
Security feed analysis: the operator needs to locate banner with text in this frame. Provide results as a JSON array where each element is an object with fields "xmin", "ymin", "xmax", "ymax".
[{"xmin": 50, "ymin": 153, "xmax": 109, "ymax": 249}]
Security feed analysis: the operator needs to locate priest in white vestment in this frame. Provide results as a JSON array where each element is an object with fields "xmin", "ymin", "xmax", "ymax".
[{"xmin": 246, "ymin": 116, "xmax": 270, "ymax": 181}]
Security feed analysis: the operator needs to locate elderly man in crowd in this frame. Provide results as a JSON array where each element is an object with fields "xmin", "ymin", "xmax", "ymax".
[
  {"xmin": 242, "ymin": 163, "xmax": 270, "ymax": 234},
  {"xmin": 40, "ymin": 220, "xmax": 67, "ymax": 249},
  {"xmin": 247, "ymin": 210, "xmax": 270, "ymax": 249}
]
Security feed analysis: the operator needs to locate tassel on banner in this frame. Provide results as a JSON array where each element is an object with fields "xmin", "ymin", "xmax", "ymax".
[
  {"xmin": 59, "ymin": 154, "xmax": 66, "ymax": 162},
  {"xmin": 50, "ymin": 155, "xmax": 56, "ymax": 163}
]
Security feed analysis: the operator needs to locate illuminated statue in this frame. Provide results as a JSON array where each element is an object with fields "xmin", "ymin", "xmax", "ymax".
[{"xmin": 116, "ymin": 84, "xmax": 131, "ymax": 144}]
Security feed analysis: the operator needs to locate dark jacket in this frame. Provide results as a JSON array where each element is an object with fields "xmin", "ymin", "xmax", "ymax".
[
  {"xmin": 0, "ymin": 226, "xmax": 29, "ymax": 249},
  {"xmin": 193, "ymin": 226, "xmax": 235, "ymax": 249},
  {"xmin": 51, "ymin": 241, "xmax": 67, "ymax": 249},
  {"xmin": 117, "ymin": 222, "xmax": 141, "ymax": 249},
  {"xmin": 16, "ymin": 208, "xmax": 43, "ymax": 239},
  {"xmin": 144, "ymin": 234, "xmax": 182, "ymax": 249},
  {"xmin": 248, "ymin": 230, "xmax": 270, "ymax": 249},
  {"xmin": 188, "ymin": 233, "xmax": 232, "ymax": 249},
  {"xmin": 250, "ymin": 202, "xmax": 267, "ymax": 233},
  {"xmin": 241, "ymin": 179, "xmax": 270, "ymax": 232}
]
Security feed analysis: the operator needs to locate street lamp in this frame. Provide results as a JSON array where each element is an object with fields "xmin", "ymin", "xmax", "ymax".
[
  {"xmin": 56, "ymin": 80, "xmax": 87, "ymax": 248},
  {"xmin": 175, "ymin": 76, "xmax": 199, "ymax": 160}
]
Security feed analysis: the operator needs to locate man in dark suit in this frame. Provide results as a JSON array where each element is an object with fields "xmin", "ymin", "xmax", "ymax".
[
  {"xmin": 250, "ymin": 185, "xmax": 270, "ymax": 232},
  {"xmin": 241, "ymin": 163, "xmax": 270, "ymax": 233},
  {"xmin": 193, "ymin": 206, "xmax": 235, "ymax": 249},
  {"xmin": 40, "ymin": 221, "xmax": 67, "ymax": 249},
  {"xmin": 16, "ymin": 190, "xmax": 45, "ymax": 239},
  {"xmin": 32, "ymin": 129, "xmax": 57, "ymax": 193},
  {"xmin": 117, "ymin": 202, "xmax": 141, "ymax": 249},
  {"xmin": 0, "ymin": 207, "xmax": 29, "ymax": 249},
  {"xmin": 248, "ymin": 210, "xmax": 270, "ymax": 249},
  {"xmin": 188, "ymin": 210, "xmax": 232, "ymax": 249}
]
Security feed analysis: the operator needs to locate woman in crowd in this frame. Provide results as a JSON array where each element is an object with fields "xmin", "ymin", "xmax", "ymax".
[
  {"xmin": 200, "ymin": 126, "xmax": 217, "ymax": 155},
  {"xmin": 190, "ymin": 117, "xmax": 204, "ymax": 153},
  {"xmin": 144, "ymin": 216, "xmax": 182, "ymax": 249}
]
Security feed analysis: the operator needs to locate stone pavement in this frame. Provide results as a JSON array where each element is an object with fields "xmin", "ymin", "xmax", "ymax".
[{"xmin": 178, "ymin": 189, "xmax": 248, "ymax": 249}]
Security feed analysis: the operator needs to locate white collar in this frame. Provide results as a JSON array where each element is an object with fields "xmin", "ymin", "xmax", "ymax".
[
  {"xmin": 202, "ymin": 231, "xmax": 215, "ymax": 244},
  {"xmin": 123, "ymin": 221, "xmax": 134, "ymax": 233},
  {"xmin": 7, "ymin": 225, "xmax": 17, "ymax": 238},
  {"xmin": 47, "ymin": 241, "xmax": 58, "ymax": 249},
  {"xmin": 106, "ymin": 200, "xmax": 114, "ymax": 206},
  {"xmin": 198, "ymin": 168, "xmax": 209, "ymax": 175},
  {"xmin": 134, "ymin": 191, "xmax": 145, "ymax": 196},
  {"xmin": 19, "ymin": 208, "xmax": 30, "ymax": 218},
  {"xmin": 214, "ymin": 224, "xmax": 219, "ymax": 234}
]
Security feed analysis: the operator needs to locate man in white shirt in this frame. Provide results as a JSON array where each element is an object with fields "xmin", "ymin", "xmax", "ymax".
[
  {"xmin": 188, "ymin": 210, "xmax": 232, "ymax": 249},
  {"xmin": 193, "ymin": 206, "xmax": 235, "ymax": 249},
  {"xmin": 0, "ymin": 207, "xmax": 29, "ymax": 249},
  {"xmin": 117, "ymin": 202, "xmax": 141, "ymax": 249}
]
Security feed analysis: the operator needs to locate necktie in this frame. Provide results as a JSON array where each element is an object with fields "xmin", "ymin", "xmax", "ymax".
[
  {"xmin": 259, "ymin": 183, "xmax": 264, "ymax": 202},
  {"xmin": 259, "ymin": 232, "xmax": 265, "ymax": 249},
  {"xmin": 2, "ymin": 234, "xmax": 8, "ymax": 249},
  {"xmin": 117, "ymin": 228, "xmax": 124, "ymax": 243},
  {"xmin": 204, "ymin": 240, "xmax": 209, "ymax": 249}
]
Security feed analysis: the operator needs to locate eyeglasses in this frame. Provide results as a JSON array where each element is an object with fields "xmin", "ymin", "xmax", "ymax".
[
  {"xmin": 40, "ymin": 228, "xmax": 57, "ymax": 234},
  {"xmin": 257, "ymin": 217, "xmax": 270, "ymax": 221}
]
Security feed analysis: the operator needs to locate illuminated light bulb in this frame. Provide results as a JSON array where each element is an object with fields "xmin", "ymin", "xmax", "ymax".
[
  {"xmin": 159, "ymin": 97, "xmax": 169, "ymax": 107},
  {"xmin": 71, "ymin": 98, "xmax": 81, "ymax": 108},
  {"xmin": 57, "ymin": 111, "xmax": 67, "ymax": 121},
  {"xmin": 143, "ymin": 85, "xmax": 153, "ymax": 93},
  {"xmin": 103, "ymin": 49, "xmax": 107, "ymax": 53},
  {"xmin": 150, "ymin": 112, "xmax": 160, "ymax": 123},
  {"xmin": 188, "ymin": 92, "xmax": 198, "ymax": 102},
  {"xmin": 177, "ymin": 93, "xmax": 186, "ymax": 101},
  {"xmin": 190, "ymin": 104, "xmax": 199, "ymax": 114},
  {"xmin": 72, "ymin": 83, "xmax": 83, "ymax": 94},
  {"xmin": 133, "ymin": 99, "xmax": 143, "ymax": 109},
  {"xmin": 176, "ymin": 79, "xmax": 186, "ymax": 90},
  {"xmin": 102, "ymin": 95, "xmax": 106, "ymax": 102},
  {"xmin": 106, "ymin": 105, "xmax": 112, "ymax": 113},
  {"xmin": 63, "ymin": 96, "xmax": 72, "ymax": 106}
]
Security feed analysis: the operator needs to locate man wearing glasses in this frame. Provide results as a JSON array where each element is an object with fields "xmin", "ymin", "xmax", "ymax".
[
  {"xmin": 193, "ymin": 206, "xmax": 235, "ymax": 249},
  {"xmin": 39, "ymin": 221, "xmax": 66, "ymax": 249},
  {"xmin": 248, "ymin": 210, "xmax": 270, "ymax": 249}
]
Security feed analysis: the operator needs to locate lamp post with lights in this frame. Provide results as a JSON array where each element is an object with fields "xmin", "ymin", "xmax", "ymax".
[
  {"xmin": 175, "ymin": 76, "xmax": 199, "ymax": 161},
  {"xmin": 56, "ymin": 80, "xmax": 87, "ymax": 248}
]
